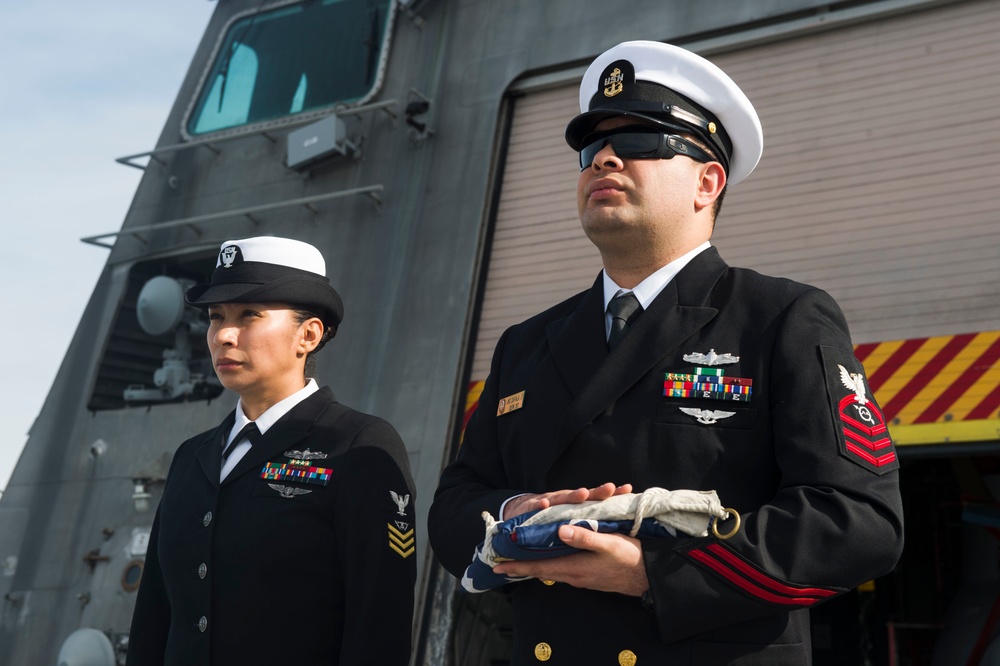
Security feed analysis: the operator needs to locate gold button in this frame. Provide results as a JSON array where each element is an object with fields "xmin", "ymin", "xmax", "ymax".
[
  {"xmin": 618, "ymin": 649, "xmax": 637, "ymax": 666},
  {"xmin": 541, "ymin": 578, "xmax": 555, "ymax": 586},
  {"xmin": 534, "ymin": 642, "xmax": 552, "ymax": 661}
]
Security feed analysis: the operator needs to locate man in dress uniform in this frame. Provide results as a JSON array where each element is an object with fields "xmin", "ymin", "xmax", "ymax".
[
  {"xmin": 126, "ymin": 237, "xmax": 416, "ymax": 666},
  {"xmin": 429, "ymin": 41, "xmax": 903, "ymax": 665}
]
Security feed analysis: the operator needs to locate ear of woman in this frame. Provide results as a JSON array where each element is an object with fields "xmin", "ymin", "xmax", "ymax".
[{"xmin": 297, "ymin": 316, "xmax": 325, "ymax": 357}]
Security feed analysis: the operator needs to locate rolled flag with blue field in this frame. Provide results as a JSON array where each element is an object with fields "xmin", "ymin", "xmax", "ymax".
[{"xmin": 461, "ymin": 487, "xmax": 730, "ymax": 593}]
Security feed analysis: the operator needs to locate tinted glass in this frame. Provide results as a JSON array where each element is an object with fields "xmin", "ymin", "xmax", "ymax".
[{"xmin": 189, "ymin": 0, "xmax": 392, "ymax": 135}]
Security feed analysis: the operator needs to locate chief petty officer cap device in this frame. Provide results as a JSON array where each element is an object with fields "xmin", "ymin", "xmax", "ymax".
[
  {"xmin": 186, "ymin": 236, "xmax": 345, "ymax": 332},
  {"xmin": 566, "ymin": 40, "xmax": 764, "ymax": 186}
]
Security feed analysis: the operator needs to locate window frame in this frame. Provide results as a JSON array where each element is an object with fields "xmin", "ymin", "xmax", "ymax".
[{"xmin": 180, "ymin": 0, "xmax": 400, "ymax": 141}]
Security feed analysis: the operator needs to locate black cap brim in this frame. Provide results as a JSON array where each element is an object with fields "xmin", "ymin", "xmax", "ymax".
[
  {"xmin": 566, "ymin": 109, "xmax": 695, "ymax": 150},
  {"xmin": 185, "ymin": 264, "xmax": 344, "ymax": 330}
]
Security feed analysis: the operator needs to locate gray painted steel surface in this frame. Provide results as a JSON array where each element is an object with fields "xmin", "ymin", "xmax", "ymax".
[{"xmin": 0, "ymin": 1, "xmax": 991, "ymax": 664}]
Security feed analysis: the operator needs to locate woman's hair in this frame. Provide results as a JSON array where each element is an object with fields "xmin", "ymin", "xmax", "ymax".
[{"xmin": 293, "ymin": 310, "xmax": 336, "ymax": 378}]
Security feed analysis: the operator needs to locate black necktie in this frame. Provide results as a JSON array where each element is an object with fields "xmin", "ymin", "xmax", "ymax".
[
  {"xmin": 222, "ymin": 421, "xmax": 261, "ymax": 463},
  {"xmin": 607, "ymin": 291, "xmax": 642, "ymax": 351}
]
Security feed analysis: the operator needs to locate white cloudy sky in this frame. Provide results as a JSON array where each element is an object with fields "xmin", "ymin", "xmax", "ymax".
[{"xmin": 0, "ymin": 1, "xmax": 216, "ymax": 492}]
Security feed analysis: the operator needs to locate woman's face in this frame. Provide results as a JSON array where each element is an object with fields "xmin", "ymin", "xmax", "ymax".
[{"xmin": 207, "ymin": 302, "xmax": 317, "ymax": 409}]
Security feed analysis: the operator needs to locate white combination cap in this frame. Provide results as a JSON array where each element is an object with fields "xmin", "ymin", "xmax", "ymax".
[
  {"xmin": 186, "ymin": 236, "xmax": 344, "ymax": 329},
  {"xmin": 565, "ymin": 40, "xmax": 763, "ymax": 186}
]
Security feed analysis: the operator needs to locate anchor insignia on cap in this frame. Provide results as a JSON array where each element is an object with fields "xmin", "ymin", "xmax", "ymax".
[
  {"xmin": 604, "ymin": 67, "xmax": 624, "ymax": 97},
  {"xmin": 220, "ymin": 245, "xmax": 239, "ymax": 268}
]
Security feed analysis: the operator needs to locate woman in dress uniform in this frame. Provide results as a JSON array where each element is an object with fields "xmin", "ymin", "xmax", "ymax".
[{"xmin": 126, "ymin": 236, "xmax": 416, "ymax": 666}]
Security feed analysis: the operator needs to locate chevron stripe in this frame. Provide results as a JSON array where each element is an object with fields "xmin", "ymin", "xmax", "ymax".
[
  {"xmin": 388, "ymin": 523, "xmax": 414, "ymax": 541},
  {"xmin": 389, "ymin": 541, "xmax": 415, "ymax": 558},
  {"xmin": 688, "ymin": 543, "xmax": 838, "ymax": 606},
  {"xmin": 387, "ymin": 523, "xmax": 415, "ymax": 558},
  {"xmin": 388, "ymin": 531, "xmax": 415, "ymax": 548}
]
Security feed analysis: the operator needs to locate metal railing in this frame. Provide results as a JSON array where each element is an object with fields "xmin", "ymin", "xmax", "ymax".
[{"xmin": 81, "ymin": 185, "xmax": 384, "ymax": 249}]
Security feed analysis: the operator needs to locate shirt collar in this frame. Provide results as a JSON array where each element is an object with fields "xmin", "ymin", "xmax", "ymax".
[
  {"xmin": 602, "ymin": 241, "xmax": 711, "ymax": 310},
  {"xmin": 229, "ymin": 378, "xmax": 319, "ymax": 443}
]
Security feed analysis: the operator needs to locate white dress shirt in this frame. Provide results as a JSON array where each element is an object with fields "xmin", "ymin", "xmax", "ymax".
[
  {"xmin": 602, "ymin": 241, "xmax": 711, "ymax": 338},
  {"xmin": 220, "ymin": 378, "xmax": 320, "ymax": 481}
]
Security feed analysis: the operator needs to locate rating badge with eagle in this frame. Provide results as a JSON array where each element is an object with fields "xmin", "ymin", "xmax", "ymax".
[{"xmin": 821, "ymin": 346, "xmax": 898, "ymax": 475}]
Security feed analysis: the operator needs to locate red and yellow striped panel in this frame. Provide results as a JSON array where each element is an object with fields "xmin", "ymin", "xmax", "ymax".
[
  {"xmin": 856, "ymin": 331, "xmax": 1000, "ymax": 446},
  {"xmin": 459, "ymin": 331, "xmax": 1000, "ymax": 448},
  {"xmin": 460, "ymin": 380, "xmax": 485, "ymax": 444}
]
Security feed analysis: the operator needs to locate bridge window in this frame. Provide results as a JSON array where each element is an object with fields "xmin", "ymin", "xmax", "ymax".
[{"xmin": 188, "ymin": 0, "xmax": 393, "ymax": 136}]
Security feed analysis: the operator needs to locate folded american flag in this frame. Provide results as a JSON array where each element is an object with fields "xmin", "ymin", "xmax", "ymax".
[{"xmin": 461, "ymin": 487, "xmax": 729, "ymax": 593}]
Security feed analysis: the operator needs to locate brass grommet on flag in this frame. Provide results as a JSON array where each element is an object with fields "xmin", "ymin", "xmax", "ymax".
[{"xmin": 712, "ymin": 508, "xmax": 741, "ymax": 540}]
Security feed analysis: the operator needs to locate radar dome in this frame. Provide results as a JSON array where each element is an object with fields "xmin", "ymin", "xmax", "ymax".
[
  {"xmin": 136, "ymin": 276, "xmax": 186, "ymax": 336},
  {"xmin": 56, "ymin": 628, "xmax": 115, "ymax": 666}
]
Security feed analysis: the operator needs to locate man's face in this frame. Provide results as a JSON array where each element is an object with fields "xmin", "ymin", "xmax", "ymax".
[{"xmin": 576, "ymin": 116, "xmax": 707, "ymax": 256}]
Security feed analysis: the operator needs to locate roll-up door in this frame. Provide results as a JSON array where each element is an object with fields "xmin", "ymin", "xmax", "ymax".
[
  {"xmin": 465, "ymin": 0, "xmax": 1000, "ymax": 445},
  {"xmin": 470, "ymin": 87, "xmax": 598, "ymax": 381},
  {"xmin": 712, "ymin": 0, "xmax": 1000, "ymax": 345}
]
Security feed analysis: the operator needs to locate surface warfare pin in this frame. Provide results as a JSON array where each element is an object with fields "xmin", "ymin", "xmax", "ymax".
[
  {"xmin": 284, "ymin": 448, "xmax": 328, "ymax": 460},
  {"xmin": 682, "ymin": 349, "xmax": 739, "ymax": 366}
]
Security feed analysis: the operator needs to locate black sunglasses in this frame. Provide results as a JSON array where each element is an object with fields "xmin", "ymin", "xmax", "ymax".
[{"xmin": 579, "ymin": 127, "xmax": 717, "ymax": 170}]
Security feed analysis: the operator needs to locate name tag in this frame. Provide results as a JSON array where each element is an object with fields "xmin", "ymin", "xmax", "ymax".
[{"xmin": 497, "ymin": 390, "xmax": 526, "ymax": 416}]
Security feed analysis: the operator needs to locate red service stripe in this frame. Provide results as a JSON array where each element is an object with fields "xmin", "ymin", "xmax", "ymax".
[
  {"xmin": 838, "ymin": 396, "xmax": 887, "ymax": 436},
  {"xmin": 842, "ymin": 428, "xmax": 893, "ymax": 451},
  {"xmin": 867, "ymin": 337, "xmax": 926, "ymax": 394},
  {"xmin": 916, "ymin": 334, "xmax": 1000, "ymax": 423},
  {"xmin": 705, "ymin": 544, "xmax": 838, "ymax": 599},
  {"xmin": 882, "ymin": 334, "xmax": 975, "ymax": 420},
  {"xmin": 839, "ymin": 414, "xmax": 888, "ymax": 437},
  {"xmin": 687, "ymin": 550, "xmax": 825, "ymax": 606},
  {"xmin": 845, "ymin": 441, "xmax": 897, "ymax": 467}
]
